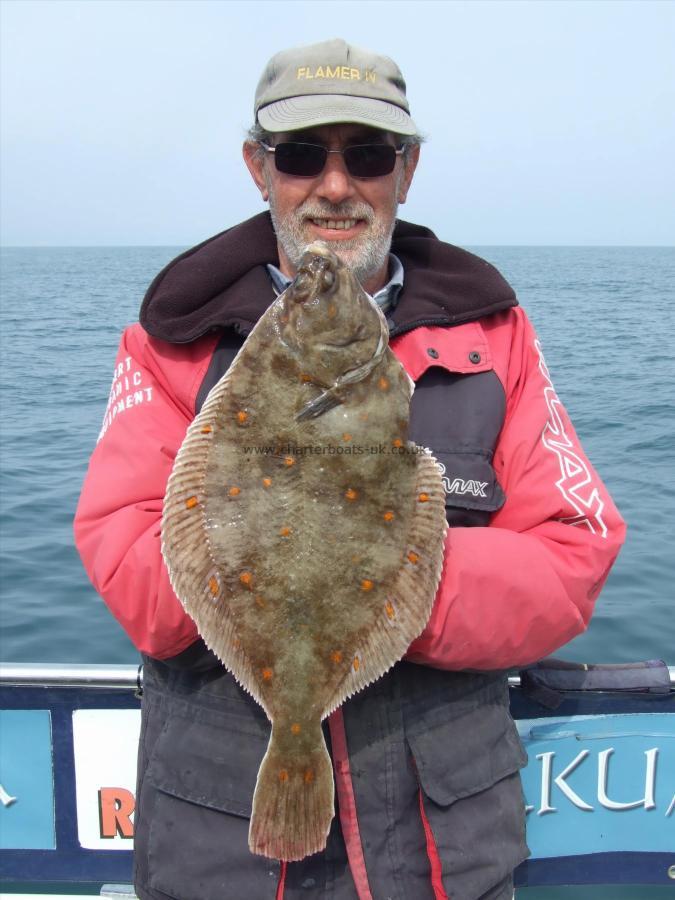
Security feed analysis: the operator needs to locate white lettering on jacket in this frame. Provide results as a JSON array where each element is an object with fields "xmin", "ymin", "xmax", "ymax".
[
  {"xmin": 435, "ymin": 460, "xmax": 488, "ymax": 498},
  {"xmin": 98, "ymin": 355, "xmax": 153, "ymax": 442},
  {"xmin": 536, "ymin": 340, "xmax": 607, "ymax": 537}
]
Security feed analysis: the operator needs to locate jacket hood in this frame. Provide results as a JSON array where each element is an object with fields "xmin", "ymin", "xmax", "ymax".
[{"xmin": 140, "ymin": 212, "xmax": 517, "ymax": 343}]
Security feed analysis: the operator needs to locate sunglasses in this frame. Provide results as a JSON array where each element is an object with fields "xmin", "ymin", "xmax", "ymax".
[{"xmin": 259, "ymin": 141, "xmax": 404, "ymax": 178}]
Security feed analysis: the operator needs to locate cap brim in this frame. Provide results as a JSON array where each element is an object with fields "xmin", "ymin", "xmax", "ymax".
[{"xmin": 257, "ymin": 94, "xmax": 417, "ymax": 136}]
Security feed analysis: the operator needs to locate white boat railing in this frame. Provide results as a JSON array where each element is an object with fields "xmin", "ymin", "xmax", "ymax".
[
  {"xmin": 1, "ymin": 661, "xmax": 673, "ymax": 689},
  {"xmin": 0, "ymin": 662, "xmax": 142, "ymax": 690}
]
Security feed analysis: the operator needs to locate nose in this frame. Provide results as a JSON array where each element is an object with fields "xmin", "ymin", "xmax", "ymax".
[{"xmin": 314, "ymin": 151, "xmax": 356, "ymax": 205}]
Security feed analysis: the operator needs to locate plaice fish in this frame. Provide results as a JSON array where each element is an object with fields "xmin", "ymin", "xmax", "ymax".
[{"xmin": 161, "ymin": 242, "xmax": 447, "ymax": 861}]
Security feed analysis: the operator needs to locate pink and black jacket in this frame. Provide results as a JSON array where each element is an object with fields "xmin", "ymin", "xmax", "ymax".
[{"xmin": 74, "ymin": 214, "xmax": 625, "ymax": 900}]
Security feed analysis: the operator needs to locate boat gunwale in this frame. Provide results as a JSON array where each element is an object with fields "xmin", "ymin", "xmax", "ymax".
[
  {"xmin": 0, "ymin": 662, "xmax": 143, "ymax": 690},
  {"xmin": 1, "ymin": 661, "xmax": 673, "ymax": 690}
]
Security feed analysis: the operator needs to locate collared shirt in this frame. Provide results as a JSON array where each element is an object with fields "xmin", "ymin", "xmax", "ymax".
[{"xmin": 266, "ymin": 253, "xmax": 404, "ymax": 316}]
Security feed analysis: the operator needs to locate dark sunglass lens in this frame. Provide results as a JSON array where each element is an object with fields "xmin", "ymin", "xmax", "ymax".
[
  {"xmin": 344, "ymin": 145, "xmax": 397, "ymax": 177},
  {"xmin": 274, "ymin": 143, "xmax": 327, "ymax": 177}
]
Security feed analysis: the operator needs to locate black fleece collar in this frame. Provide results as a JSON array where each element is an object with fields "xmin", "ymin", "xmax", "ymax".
[{"xmin": 140, "ymin": 212, "xmax": 517, "ymax": 343}]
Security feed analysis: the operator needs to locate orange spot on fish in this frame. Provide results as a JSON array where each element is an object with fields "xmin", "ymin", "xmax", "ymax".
[
  {"xmin": 262, "ymin": 667, "xmax": 273, "ymax": 681},
  {"xmin": 279, "ymin": 526, "xmax": 292, "ymax": 537},
  {"xmin": 284, "ymin": 456, "xmax": 295, "ymax": 467},
  {"xmin": 383, "ymin": 510, "xmax": 395, "ymax": 522},
  {"xmin": 378, "ymin": 377, "xmax": 390, "ymax": 391},
  {"xmin": 361, "ymin": 579, "xmax": 374, "ymax": 592},
  {"xmin": 353, "ymin": 657, "xmax": 360, "ymax": 671},
  {"xmin": 236, "ymin": 410, "xmax": 248, "ymax": 424},
  {"xmin": 240, "ymin": 571, "xmax": 253, "ymax": 588},
  {"xmin": 291, "ymin": 723, "xmax": 302, "ymax": 735},
  {"xmin": 327, "ymin": 303, "xmax": 337, "ymax": 318},
  {"xmin": 228, "ymin": 486, "xmax": 241, "ymax": 497},
  {"xmin": 407, "ymin": 551, "xmax": 420, "ymax": 564},
  {"xmin": 418, "ymin": 492, "xmax": 430, "ymax": 503},
  {"xmin": 255, "ymin": 595, "xmax": 266, "ymax": 608},
  {"xmin": 300, "ymin": 373, "xmax": 313, "ymax": 383},
  {"xmin": 392, "ymin": 438, "xmax": 403, "ymax": 448},
  {"xmin": 345, "ymin": 488, "xmax": 358, "ymax": 501},
  {"xmin": 185, "ymin": 496, "xmax": 198, "ymax": 509},
  {"xmin": 233, "ymin": 638, "xmax": 241, "ymax": 649},
  {"xmin": 279, "ymin": 769, "xmax": 289, "ymax": 782},
  {"xmin": 331, "ymin": 650, "xmax": 343, "ymax": 664},
  {"xmin": 359, "ymin": 412, "xmax": 369, "ymax": 421},
  {"xmin": 262, "ymin": 477, "xmax": 272, "ymax": 488},
  {"xmin": 201, "ymin": 424, "xmax": 213, "ymax": 434},
  {"xmin": 208, "ymin": 576, "xmax": 219, "ymax": 596},
  {"xmin": 342, "ymin": 433, "xmax": 352, "ymax": 442},
  {"xmin": 304, "ymin": 769, "xmax": 314, "ymax": 784},
  {"xmin": 385, "ymin": 601, "xmax": 395, "ymax": 619}
]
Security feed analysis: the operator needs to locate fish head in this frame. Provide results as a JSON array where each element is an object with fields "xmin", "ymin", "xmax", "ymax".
[{"xmin": 277, "ymin": 242, "xmax": 388, "ymax": 386}]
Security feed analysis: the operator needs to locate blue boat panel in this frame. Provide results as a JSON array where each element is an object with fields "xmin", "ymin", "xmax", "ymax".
[
  {"xmin": 517, "ymin": 713, "xmax": 674, "ymax": 859},
  {"xmin": 0, "ymin": 710, "xmax": 55, "ymax": 850}
]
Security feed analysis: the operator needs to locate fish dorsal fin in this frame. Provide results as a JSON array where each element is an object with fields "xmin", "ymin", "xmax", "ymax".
[{"xmin": 162, "ymin": 364, "xmax": 270, "ymax": 713}]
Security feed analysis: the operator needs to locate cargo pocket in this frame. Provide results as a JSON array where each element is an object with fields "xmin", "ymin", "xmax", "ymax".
[
  {"xmin": 407, "ymin": 703, "xmax": 529, "ymax": 900},
  {"xmin": 143, "ymin": 708, "xmax": 280, "ymax": 900}
]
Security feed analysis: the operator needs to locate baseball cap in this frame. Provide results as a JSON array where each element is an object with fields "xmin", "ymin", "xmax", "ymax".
[{"xmin": 254, "ymin": 38, "xmax": 417, "ymax": 136}]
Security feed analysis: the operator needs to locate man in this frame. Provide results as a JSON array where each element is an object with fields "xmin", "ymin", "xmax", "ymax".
[{"xmin": 74, "ymin": 39, "xmax": 625, "ymax": 900}]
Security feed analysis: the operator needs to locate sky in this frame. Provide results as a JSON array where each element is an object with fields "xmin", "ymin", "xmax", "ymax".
[{"xmin": 1, "ymin": 0, "xmax": 673, "ymax": 247}]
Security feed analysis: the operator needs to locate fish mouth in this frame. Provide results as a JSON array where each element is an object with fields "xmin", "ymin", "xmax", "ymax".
[{"xmin": 293, "ymin": 250, "xmax": 338, "ymax": 301}]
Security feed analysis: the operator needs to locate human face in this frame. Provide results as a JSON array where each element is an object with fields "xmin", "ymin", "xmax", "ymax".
[{"xmin": 243, "ymin": 124, "xmax": 419, "ymax": 294}]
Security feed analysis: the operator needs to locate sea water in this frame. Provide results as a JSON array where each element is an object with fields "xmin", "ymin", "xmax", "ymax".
[{"xmin": 1, "ymin": 244, "xmax": 674, "ymax": 899}]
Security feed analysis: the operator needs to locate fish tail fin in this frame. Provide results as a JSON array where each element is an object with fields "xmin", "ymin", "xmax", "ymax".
[{"xmin": 249, "ymin": 724, "xmax": 334, "ymax": 861}]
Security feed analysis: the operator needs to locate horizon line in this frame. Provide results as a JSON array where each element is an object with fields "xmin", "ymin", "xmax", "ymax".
[{"xmin": 1, "ymin": 242, "xmax": 673, "ymax": 250}]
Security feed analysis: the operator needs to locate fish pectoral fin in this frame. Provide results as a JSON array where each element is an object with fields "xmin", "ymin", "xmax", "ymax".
[
  {"xmin": 295, "ymin": 389, "xmax": 343, "ymax": 421},
  {"xmin": 249, "ymin": 723, "xmax": 334, "ymax": 861}
]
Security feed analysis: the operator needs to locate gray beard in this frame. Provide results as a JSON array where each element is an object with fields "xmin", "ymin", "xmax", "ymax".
[{"xmin": 267, "ymin": 193, "xmax": 398, "ymax": 288}]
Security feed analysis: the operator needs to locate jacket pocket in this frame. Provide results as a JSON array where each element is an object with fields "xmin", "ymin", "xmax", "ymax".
[
  {"xmin": 406, "ymin": 699, "xmax": 526, "ymax": 805},
  {"xmin": 407, "ymin": 703, "xmax": 529, "ymax": 900},
  {"xmin": 143, "ymin": 709, "xmax": 279, "ymax": 900},
  {"xmin": 408, "ymin": 366, "xmax": 507, "ymax": 527}
]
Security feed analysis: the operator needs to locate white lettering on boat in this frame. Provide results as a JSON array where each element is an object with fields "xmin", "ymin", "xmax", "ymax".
[
  {"xmin": 0, "ymin": 783, "xmax": 17, "ymax": 807},
  {"xmin": 529, "ymin": 747, "xmax": 661, "ymax": 816}
]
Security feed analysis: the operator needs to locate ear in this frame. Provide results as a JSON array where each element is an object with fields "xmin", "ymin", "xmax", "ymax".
[
  {"xmin": 397, "ymin": 144, "xmax": 420, "ymax": 204},
  {"xmin": 243, "ymin": 142, "xmax": 269, "ymax": 201}
]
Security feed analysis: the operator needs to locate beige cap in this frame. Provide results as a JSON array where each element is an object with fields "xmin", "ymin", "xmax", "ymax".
[{"xmin": 254, "ymin": 38, "xmax": 417, "ymax": 135}]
